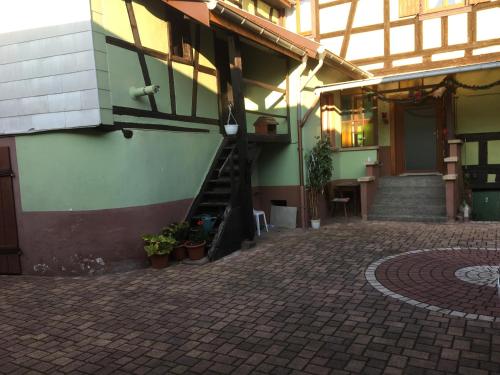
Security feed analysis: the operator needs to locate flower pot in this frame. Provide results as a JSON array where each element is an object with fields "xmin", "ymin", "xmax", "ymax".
[
  {"xmin": 186, "ymin": 241, "xmax": 206, "ymax": 260},
  {"xmin": 224, "ymin": 123, "xmax": 238, "ymax": 136},
  {"xmin": 311, "ymin": 219, "xmax": 320, "ymax": 230},
  {"xmin": 150, "ymin": 254, "xmax": 169, "ymax": 269},
  {"xmin": 174, "ymin": 243, "xmax": 187, "ymax": 261}
]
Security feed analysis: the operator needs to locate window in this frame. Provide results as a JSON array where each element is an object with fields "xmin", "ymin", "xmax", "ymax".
[
  {"xmin": 340, "ymin": 94, "xmax": 377, "ymax": 148},
  {"xmin": 168, "ymin": 11, "xmax": 192, "ymax": 61}
]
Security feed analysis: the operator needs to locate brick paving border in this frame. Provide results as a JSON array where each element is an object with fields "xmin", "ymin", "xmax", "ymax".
[{"xmin": 366, "ymin": 247, "xmax": 500, "ymax": 322}]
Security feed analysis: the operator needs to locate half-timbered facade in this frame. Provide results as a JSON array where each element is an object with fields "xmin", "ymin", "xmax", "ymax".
[{"xmin": 292, "ymin": 0, "xmax": 500, "ymax": 221}]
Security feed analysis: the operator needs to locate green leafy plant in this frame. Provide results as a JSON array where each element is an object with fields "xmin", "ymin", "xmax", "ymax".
[
  {"xmin": 142, "ymin": 234, "xmax": 176, "ymax": 257},
  {"xmin": 306, "ymin": 136, "xmax": 334, "ymax": 220},
  {"xmin": 162, "ymin": 221, "xmax": 190, "ymax": 244}
]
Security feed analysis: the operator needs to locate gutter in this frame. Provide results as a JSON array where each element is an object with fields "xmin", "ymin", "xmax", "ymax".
[
  {"xmin": 315, "ymin": 60, "xmax": 500, "ymax": 94},
  {"xmin": 207, "ymin": 1, "xmax": 370, "ymax": 79},
  {"xmin": 208, "ymin": 1, "xmax": 307, "ymax": 57},
  {"xmin": 297, "ymin": 51, "xmax": 326, "ymax": 229}
]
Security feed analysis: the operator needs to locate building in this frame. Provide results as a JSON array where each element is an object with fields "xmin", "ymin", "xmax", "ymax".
[
  {"xmin": 296, "ymin": 0, "xmax": 500, "ymax": 221},
  {"xmin": 0, "ymin": 0, "xmax": 366, "ymax": 275}
]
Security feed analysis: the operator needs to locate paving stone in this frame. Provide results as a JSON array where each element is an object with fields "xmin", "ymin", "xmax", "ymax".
[{"xmin": 1, "ymin": 221, "xmax": 500, "ymax": 374}]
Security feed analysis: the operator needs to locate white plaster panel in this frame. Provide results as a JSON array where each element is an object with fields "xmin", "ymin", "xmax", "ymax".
[
  {"xmin": 390, "ymin": 25, "xmax": 415, "ymax": 54},
  {"xmin": 423, "ymin": 18, "xmax": 442, "ymax": 49},
  {"xmin": 346, "ymin": 30, "xmax": 384, "ymax": 60},
  {"xmin": 448, "ymin": 13, "xmax": 467, "ymax": 46},
  {"xmin": 319, "ymin": 4, "xmax": 351, "ymax": 34},
  {"xmin": 476, "ymin": 8, "xmax": 500, "ymax": 41},
  {"xmin": 352, "ymin": 0, "xmax": 384, "ymax": 28},
  {"xmin": 321, "ymin": 36, "xmax": 344, "ymax": 55}
]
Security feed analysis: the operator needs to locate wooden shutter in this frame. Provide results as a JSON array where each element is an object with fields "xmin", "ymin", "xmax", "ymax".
[
  {"xmin": 399, "ymin": 0, "xmax": 420, "ymax": 17},
  {"xmin": 0, "ymin": 147, "xmax": 21, "ymax": 274}
]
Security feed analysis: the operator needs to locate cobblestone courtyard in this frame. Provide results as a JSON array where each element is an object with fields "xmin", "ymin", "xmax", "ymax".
[{"xmin": 2, "ymin": 221, "xmax": 500, "ymax": 375}]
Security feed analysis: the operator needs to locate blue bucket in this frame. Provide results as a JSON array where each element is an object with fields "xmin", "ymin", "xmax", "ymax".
[{"xmin": 196, "ymin": 214, "xmax": 217, "ymax": 234}]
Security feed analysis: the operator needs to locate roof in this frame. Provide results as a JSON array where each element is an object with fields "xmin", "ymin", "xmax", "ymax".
[{"xmin": 163, "ymin": 0, "xmax": 370, "ymax": 79}]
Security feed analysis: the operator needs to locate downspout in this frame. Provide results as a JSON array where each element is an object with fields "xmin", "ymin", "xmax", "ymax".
[{"xmin": 297, "ymin": 48, "xmax": 326, "ymax": 228}]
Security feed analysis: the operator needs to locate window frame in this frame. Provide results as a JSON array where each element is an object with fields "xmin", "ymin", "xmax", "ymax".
[
  {"xmin": 339, "ymin": 94, "xmax": 378, "ymax": 149},
  {"xmin": 398, "ymin": 0, "xmax": 485, "ymax": 18}
]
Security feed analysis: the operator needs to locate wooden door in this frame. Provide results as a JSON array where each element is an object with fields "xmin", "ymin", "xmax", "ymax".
[
  {"xmin": 393, "ymin": 99, "xmax": 445, "ymax": 175},
  {"xmin": 0, "ymin": 147, "xmax": 21, "ymax": 274}
]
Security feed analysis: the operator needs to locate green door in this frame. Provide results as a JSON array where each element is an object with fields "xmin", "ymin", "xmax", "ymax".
[
  {"xmin": 472, "ymin": 191, "xmax": 500, "ymax": 221},
  {"xmin": 403, "ymin": 105, "xmax": 437, "ymax": 172}
]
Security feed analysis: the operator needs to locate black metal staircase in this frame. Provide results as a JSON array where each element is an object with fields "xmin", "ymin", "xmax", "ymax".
[{"xmin": 186, "ymin": 137, "xmax": 259, "ymax": 261}]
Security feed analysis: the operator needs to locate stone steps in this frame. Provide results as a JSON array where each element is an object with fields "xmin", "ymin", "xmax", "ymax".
[{"xmin": 369, "ymin": 175, "xmax": 446, "ymax": 222}]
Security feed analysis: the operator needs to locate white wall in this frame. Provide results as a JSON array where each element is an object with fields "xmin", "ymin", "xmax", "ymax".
[{"xmin": 0, "ymin": 0, "xmax": 100, "ymax": 134}]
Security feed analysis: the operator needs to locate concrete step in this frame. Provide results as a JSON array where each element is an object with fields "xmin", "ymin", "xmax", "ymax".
[
  {"xmin": 373, "ymin": 195, "xmax": 446, "ymax": 206},
  {"xmin": 368, "ymin": 214, "xmax": 447, "ymax": 223},
  {"xmin": 378, "ymin": 176, "xmax": 444, "ymax": 188},
  {"xmin": 370, "ymin": 204, "xmax": 446, "ymax": 216},
  {"xmin": 369, "ymin": 176, "xmax": 446, "ymax": 222}
]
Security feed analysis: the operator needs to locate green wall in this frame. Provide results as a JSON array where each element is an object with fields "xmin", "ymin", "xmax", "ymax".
[
  {"xmin": 333, "ymin": 149, "xmax": 377, "ymax": 180},
  {"xmin": 16, "ymin": 130, "xmax": 221, "ymax": 212}
]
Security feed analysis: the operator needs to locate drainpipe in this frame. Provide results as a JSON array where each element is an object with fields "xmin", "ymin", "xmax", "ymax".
[{"xmin": 297, "ymin": 48, "xmax": 326, "ymax": 229}]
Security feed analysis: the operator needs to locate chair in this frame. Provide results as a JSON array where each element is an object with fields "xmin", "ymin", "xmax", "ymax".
[
  {"xmin": 331, "ymin": 197, "xmax": 350, "ymax": 218},
  {"xmin": 253, "ymin": 209, "xmax": 268, "ymax": 236}
]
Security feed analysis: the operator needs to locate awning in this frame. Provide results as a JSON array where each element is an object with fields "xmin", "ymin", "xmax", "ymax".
[
  {"xmin": 162, "ymin": 0, "xmax": 370, "ymax": 79},
  {"xmin": 315, "ymin": 60, "xmax": 500, "ymax": 95}
]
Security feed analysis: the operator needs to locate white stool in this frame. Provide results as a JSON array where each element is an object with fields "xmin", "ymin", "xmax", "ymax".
[{"xmin": 253, "ymin": 209, "xmax": 268, "ymax": 236}]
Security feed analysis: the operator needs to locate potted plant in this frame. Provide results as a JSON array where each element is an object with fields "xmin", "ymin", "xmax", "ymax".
[
  {"xmin": 306, "ymin": 136, "xmax": 334, "ymax": 229},
  {"xmin": 185, "ymin": 220, "xmax": 207, "ymax": 260},
  {"xmin": 142, "ymin": 233, "xmax": 176, "ymax": 269},
  {"xmin": 163, "ymin": 221, "xmax": 190, "ymax": 261},
  {"xmin": 224, "ymin": 104, "xmax": 239, "ymax": 136}
]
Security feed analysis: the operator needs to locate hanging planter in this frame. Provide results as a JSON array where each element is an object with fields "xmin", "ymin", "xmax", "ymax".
[{"xmin": 224, "ymin": 104, "xmax": 239, "ymax": 136}]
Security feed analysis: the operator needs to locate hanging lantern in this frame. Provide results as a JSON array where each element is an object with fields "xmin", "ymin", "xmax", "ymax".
[{"xmin": 224, "ymin": 104, "xmax": 239, "ymax": 136}]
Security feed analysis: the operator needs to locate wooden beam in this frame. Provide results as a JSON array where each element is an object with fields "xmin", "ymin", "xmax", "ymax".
[
  {"xmin": 384, "ymin": 0, "xmax": 390, "ymax": 69},
  {"xmin": 348, "ymin": 37, "xmax": 500, "ymax": 66},
  {"xmin": 113, "ymin": 106, "xmax": 219, "ymax": 125},
  {"xmin": 111, "ymin": 122, "xmax": 209, "ymax": 133},
  {"xmin": 192, "ymin": 24, "xmax": 201, "ymax": 117},
  {"xmin": 442, "ymin": 16, "xmax": 448, "ymax": 48},
  {"xmin": 312, "ymin": 0, "xmax": 320, "ymax": 41},
  {"xmin": 319, "ymin": 17, "xmax": 414, "ymax": 40},
  {"xmin": 340, "ymin": 0, "xmax": 358, "ymax": 58},
  {"xmin": 125, "ymin": 0, "xmax": 158, "ymax": 112}
]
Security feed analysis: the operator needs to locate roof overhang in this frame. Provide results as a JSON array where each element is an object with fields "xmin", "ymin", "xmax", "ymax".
[
  {"xmin": 315, "ymin": 60, "xmax": 500, "ymax": 95},
  {"xmin": 162, "ymin": 0, "xmax": 371, "ymax": 80}
]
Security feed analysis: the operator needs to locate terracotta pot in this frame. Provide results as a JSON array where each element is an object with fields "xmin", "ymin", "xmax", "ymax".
[
  {"xmin": 185, "ymin": 241, "xmax": 206, "ymax": 260},
  {"xmin": 150, "ymin": 254, "xmax": 169, "ymax": 269},
  {"xmin": 174, "ymin": 243, "xmax": 187, "ymax": 261}
]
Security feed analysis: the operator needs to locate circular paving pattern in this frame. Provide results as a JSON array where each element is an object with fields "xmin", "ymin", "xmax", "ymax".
[{"xmin": 365, "ymin": 248, "xmax": 500, "ymax": 321}]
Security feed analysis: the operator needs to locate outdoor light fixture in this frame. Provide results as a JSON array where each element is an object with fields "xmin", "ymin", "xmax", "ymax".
[{"xmin": 129, "ymin": 85, "xmax": 160, "ymax": 99}]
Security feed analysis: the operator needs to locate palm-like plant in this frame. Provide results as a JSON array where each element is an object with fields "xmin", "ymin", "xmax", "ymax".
[{"xmin": 306, "ymin": 136, "xmax": 334, "ymax": 220}]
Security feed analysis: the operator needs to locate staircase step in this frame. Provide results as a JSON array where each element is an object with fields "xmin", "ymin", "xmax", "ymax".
[
  {"xmin": 204, "ymin": 190, "xmax": 231, "ymax": 196},
  {"xmin": 370, "ymin": 204, "xmax": 446, "ymax": 216},
  {"xmin": 199, "ymin": 202, "xmax": 228, "ymax": 208},
  {"xmin": 209, "ymin": 178, "xmax": 232, "ymax": 184},
  {"xmin": 378, "ymin": 176, "xmax": 444, "ymax": 188},
  {"xmin": 369, "ymin": 175, "xmax": 446, "ymax": 222},
  {"xmin": 368, "ymin": 214, "xmax": 447, "ymax": 223}
]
